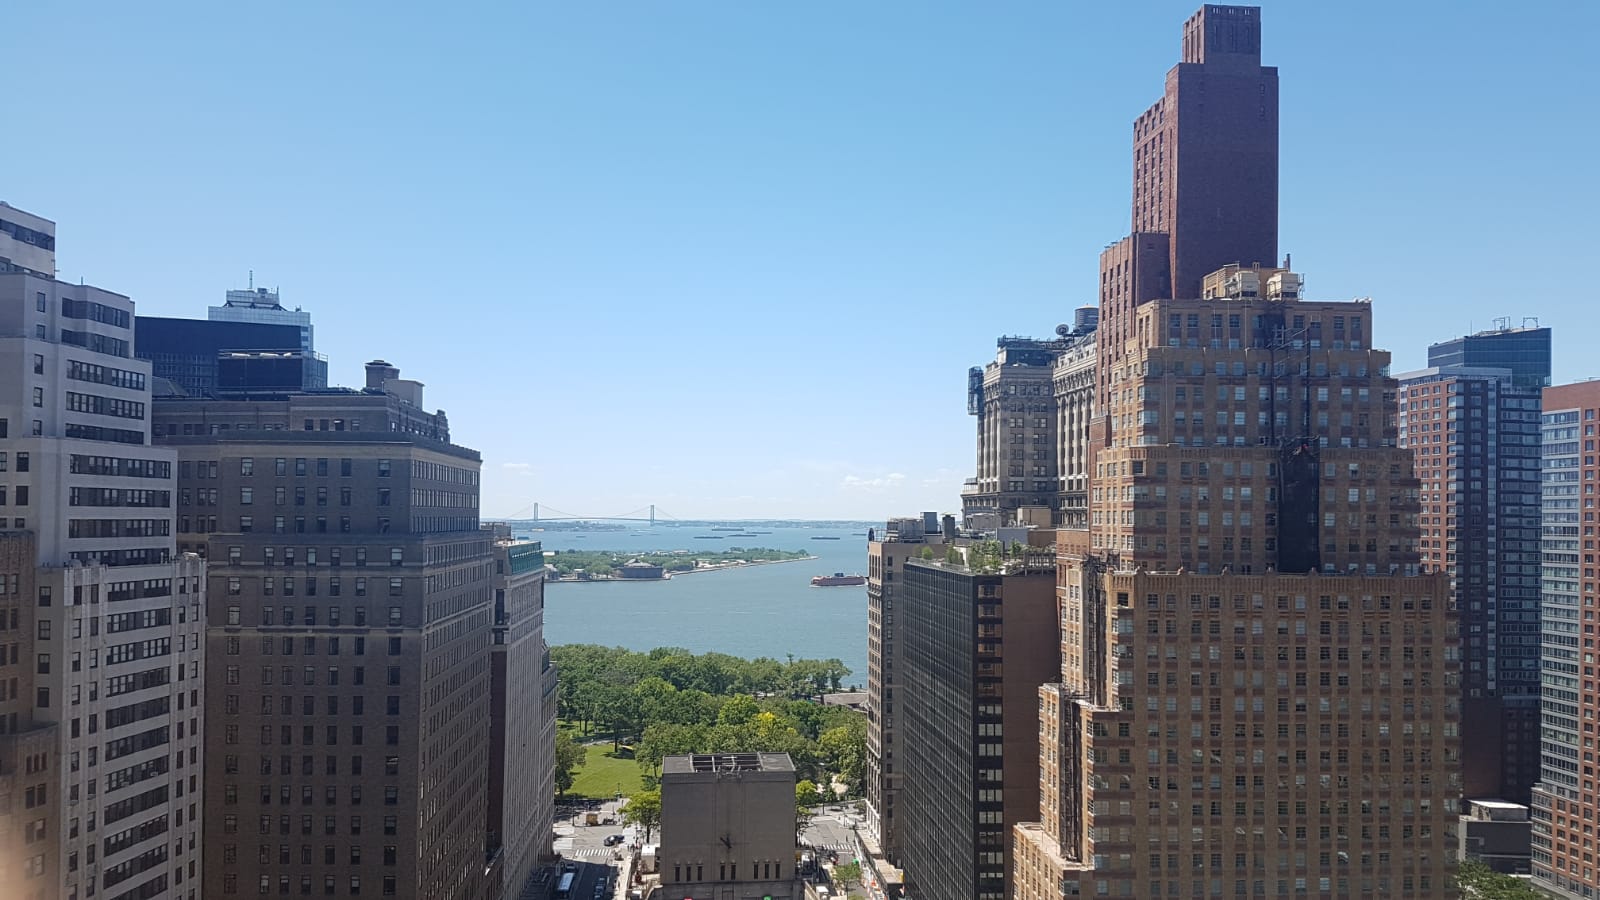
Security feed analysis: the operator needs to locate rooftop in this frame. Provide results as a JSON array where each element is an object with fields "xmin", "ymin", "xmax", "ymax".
[{"xmin": 663, "ymin": 753, "xmax": 795, "ymax": 775}]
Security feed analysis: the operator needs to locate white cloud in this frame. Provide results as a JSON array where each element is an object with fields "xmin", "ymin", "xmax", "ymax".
[{"xmin": 841, "ymin": 472, "xmax": 907, "ymax": 492}]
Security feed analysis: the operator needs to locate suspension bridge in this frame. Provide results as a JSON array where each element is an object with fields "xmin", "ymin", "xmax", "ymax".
[{"xmin": 494, "ymin": 503, "xmax": 681, "ymax": 525}]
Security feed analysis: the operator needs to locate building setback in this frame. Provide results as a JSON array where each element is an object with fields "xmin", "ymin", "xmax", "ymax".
[
  {"xmin": 1012, "ymin": 269, "xmax": 1463, "ymax": 899},
  {"xmin": 154, "ymin": 361, "xmax": 496, "ymax": 900},
  {"xmin": 1, "ymin": 249, "xmax": 207, "ymax": 900},
  {"xmin": 1122, "ymin": 3, "xmax": 1278, "ymax": 303},
  {"xmin": 898, "ymin": 550, "xmax": 1058, "ymax": 900},
  {"xmin": 1398, "ymin": 365, "xmax": 1543, "ymax": 803},
  {"xmin": 0, "ymin": 201, "xmax": 55, "ymax": 278},
  {"xmin": 1530, "ymin": 381, "xmax": 1600, "ymax": 898},
  {"xmin": 485, "ymin": 533, "xmax": 556, "ymax": 900}
]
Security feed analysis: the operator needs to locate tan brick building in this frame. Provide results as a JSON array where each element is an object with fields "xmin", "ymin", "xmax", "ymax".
[{"xmin": 1012, "ymin": 276, "xmax": 1464, "ymax": 898}]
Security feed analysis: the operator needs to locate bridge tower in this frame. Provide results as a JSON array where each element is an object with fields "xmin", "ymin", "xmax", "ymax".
[
  {"xmin": 649, "ymin": 504, "xmax": 655, "ymax": 526},
  {"xmin": 533, "ymin": 503, "xmax": 539, "ymax": 523}
]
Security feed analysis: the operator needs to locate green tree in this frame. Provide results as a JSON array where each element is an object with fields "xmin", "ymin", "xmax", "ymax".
[
  {"xmin": 554, "ymin": 732, "xmax": 585, "ymax": 796},
  {"xmin": 1456, "ymin": 859, "xmax": 1546, "ymax": 899},
  {"xmin": 796, "ymin": 779, "xmax": 823, "ymax": 837},
  {"xmin": 918, "ymin": 546, "xmax": 934, "ymax": 560},
  {"xmin": 717, "ymin": 694, "xmax": 761, "ymax": 726},
  {"xmin": 796, "ymin": 779, "xmax": 824, "ymax": 809},
  {"xmin": 833, "ymin": 861, "xmax": 863, "ymax": 890},
  {"xmin": 945, "ymin": 546, "xmax": 964, "ymax": 565},
  {"xmin": 819, "ymin": 724, "xmax": 865, "ymax": 795},
  {"xmin": 621, "ymin": 788, "xmax": 662, "ymax": 843}
]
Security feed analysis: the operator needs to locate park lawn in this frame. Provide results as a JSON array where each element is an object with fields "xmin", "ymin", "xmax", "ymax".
[{"xmin": 568, "ymin": 744, "xmax": 644, "ymax": 800}]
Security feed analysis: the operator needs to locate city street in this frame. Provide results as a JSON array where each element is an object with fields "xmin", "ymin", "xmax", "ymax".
[
  {"xmin": 535, "ymin": 797, "xmax": 636, "ymax": 900},
  {"xmin": 801, "ymin": 807, "xmax": 862, "ymax": 857}
]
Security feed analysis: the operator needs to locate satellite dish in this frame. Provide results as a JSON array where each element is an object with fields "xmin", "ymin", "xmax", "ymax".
[{"xmin": 1056, "ymin": 324, "xmax": 1072, "ymax": 337}]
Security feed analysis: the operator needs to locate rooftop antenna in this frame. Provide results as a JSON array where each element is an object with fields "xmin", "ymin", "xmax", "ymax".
[{"xmin": 249, "ymin": 269, "xmax": 253, "ymax": 290}]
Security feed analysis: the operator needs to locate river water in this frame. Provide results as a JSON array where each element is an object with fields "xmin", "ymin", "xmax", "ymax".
[{"xmin": 530, "ymin": 521, "xmax": 873, "ymax": 688}]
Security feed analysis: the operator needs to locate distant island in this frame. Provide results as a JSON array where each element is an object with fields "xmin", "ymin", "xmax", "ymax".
[{"xmin": 545, "ymin": 547, "xmax": 814, "ymax": 581}]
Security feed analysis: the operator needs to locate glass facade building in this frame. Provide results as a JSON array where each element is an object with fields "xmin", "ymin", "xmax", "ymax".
[
  {"xmin": 135, "ymin": 316, "xmax": 328, "ymax": 396},
  {"xmin": 1428, "ymin": 326, "xmax": 1552, "ymax": 391}
]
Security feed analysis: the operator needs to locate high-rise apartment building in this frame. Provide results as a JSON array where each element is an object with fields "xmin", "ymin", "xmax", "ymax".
[
  {"xmin": 898, "ymin": 549, "xmax": 1058, "ymax": 900},
  {"xmin": 153, "ymin": 360, "xmax": 496, "ymax": 900},
  {"xmin": 1530, "ymin": 381, "xmax": 1600, "ymax": 899},
  {"xmin": 1013, "ymin": 272, "xmax": 1464, "ymax": 899},
  {"xmin": 863, "ymin": 515, "xmax": 947, "ymax": 861},
  {"xmin": 1398, "ymin": 364, "xmax": 1543, "ymax": 803},
  {"xmin": 1, "ymin": 248, "xmax": 207, "ymax": 900},
  {"xmin": 1428, "ymin": 324, "xmax": 1552, "ymax": 392},
  {"xmin": 485, "ymin": 535, "xmax": 556, "ymax": 899}
]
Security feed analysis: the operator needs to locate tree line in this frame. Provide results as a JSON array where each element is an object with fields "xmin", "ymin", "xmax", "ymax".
[
  {"xmin": 551, "ymin": 645, "xmax": 865, "ymax": 795},
  {"xmin": 545, "ymin": 547, "xmax": 810, "ymax": 577}
]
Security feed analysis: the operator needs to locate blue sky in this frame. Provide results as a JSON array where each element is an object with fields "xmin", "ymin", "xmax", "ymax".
[{"xmin": 6, "ymin": 2, "xmax": 1596, "ymax": 520}]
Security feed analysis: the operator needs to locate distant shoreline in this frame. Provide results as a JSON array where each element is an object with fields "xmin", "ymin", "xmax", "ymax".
[{"xmin": 547, "ymin": 555, "xmax": 816, "ymax": 583}]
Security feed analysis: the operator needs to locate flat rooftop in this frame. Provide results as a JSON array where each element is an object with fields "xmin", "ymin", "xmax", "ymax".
[{"xmin": 663, "ymin": 753, "xmax": 794, "ymax": 775}]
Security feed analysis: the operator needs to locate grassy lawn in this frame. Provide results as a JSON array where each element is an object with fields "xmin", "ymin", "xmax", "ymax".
[{"xmin": 567, "ymin": 744, "xmax": 644, "ymax": 800}]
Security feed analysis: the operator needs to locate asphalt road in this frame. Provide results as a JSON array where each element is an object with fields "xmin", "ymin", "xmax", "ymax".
[{"xmin": 544, "ymin": 797, "xmax": 634, "ymax": 900}]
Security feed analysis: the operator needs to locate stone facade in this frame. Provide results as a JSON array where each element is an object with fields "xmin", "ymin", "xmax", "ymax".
[{"xmin": 153, "ymin": 388, "xmax": 496, "ymax": 900}]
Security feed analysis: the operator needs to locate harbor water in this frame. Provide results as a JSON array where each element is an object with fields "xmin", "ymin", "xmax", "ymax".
[{"xmin": 531, "ymin": 521, "xmax": 872, "ymax": 687}]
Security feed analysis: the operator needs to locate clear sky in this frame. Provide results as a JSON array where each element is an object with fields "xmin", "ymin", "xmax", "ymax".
[{"xmin": 6, "ymin": 2, "xmax": 1597, "ymax": 520}]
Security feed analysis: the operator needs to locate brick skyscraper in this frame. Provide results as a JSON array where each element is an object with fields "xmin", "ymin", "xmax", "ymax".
[
  {"xmin": 1100, "ymin": 4, "xmax": 1279, "ymax": 340},
  {"xmin": 1011, "ymin": 8, "xmax": 1463, "ymax": 899}
]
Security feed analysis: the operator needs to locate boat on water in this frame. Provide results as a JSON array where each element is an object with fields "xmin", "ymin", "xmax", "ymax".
[
  {"xmin": 812, "ymin": 573, "xmax": 867, "ymax": 587},
  {"xmin": 810, "ymin": 536, "xmax": 842, "ymax": 541}
]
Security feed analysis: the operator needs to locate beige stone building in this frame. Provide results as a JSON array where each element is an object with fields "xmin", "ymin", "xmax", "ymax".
[
  {"xmin": 154, "ymin": 362, "xmax": 498, "ymax": 900},
  {"xmin": 658, "ymin": 753, "xmax": 799, "ymax": 900},
  {"xmin": 1, "ymin": 231, "xmax": 207, "ymax": 900}
]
